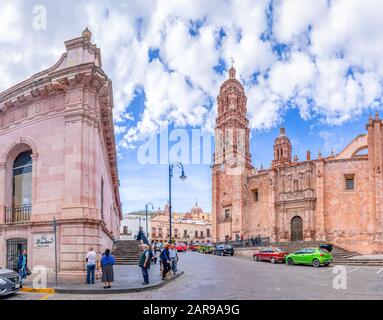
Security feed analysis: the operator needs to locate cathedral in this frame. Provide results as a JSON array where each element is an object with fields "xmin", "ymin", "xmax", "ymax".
[{"xmin": 211, "ymin": 66, "xmax": 383, "ymax": 254}]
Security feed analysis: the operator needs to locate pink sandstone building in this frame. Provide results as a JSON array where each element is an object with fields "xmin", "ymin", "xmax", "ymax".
[
  {"xmin": 0, "ymin": 29, "xmax": 122, "ymax": 279},
  {"xmin": 212, "ymin": 66, "xmax": 383, "ymax": 254}
]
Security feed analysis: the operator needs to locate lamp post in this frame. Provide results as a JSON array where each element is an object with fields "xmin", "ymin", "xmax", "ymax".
[
  {"xmin": 145, "ymin": 202, "xmax": 154, "ymax": 240},
  {"xmin": 168, "ymin": 162, "xmax": 187, "ymax": 243}
]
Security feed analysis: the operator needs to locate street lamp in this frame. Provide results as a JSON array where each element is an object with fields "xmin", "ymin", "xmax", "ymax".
[
  {"xmin": 168, "ymin": 162, "xmax": 187, "ymax": 243},
  {"xmin": 145, "ymin": 202, "xmax": 154, "ymax": 239}
]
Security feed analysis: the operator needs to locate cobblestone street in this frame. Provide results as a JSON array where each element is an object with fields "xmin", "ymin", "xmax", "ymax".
[{"xmin": 4, "ymin": 252, "xmax": 383, "ymax": 300}]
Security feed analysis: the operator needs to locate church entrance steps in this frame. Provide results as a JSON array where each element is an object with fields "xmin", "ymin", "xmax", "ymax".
[{"xmin": 112, "ymin": 240, "xmax": 142, "ymax": 265}]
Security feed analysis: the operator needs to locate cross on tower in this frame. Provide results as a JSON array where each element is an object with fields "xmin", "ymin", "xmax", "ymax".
[{"xmin": 230, "ymin": 57, "xmax": 235, "ymax": 68}]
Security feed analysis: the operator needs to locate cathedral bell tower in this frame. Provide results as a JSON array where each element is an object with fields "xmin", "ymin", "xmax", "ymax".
[
  {"xmin": 213, "ymin": 66, "xmax": 252, "ymax": 168},
  {"xmin": 212, "ymin": 65, "xmax": 253, "ymax": 243},
  {"xmin": 272, "ymin": 127, "xmax": 292, "ymax": 168}
]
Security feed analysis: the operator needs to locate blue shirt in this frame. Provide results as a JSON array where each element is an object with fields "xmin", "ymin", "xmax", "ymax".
[
  {"xmin": 101, "ymin": 254, "xmax": 115, "ymax": 266},
  {"xmin": 160, "ymin": 248, "xmax": 169, "ymax": 261}
]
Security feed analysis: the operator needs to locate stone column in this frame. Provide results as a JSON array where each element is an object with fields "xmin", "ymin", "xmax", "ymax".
[
  {"xmin": 315, "ymin": 161, "xmax": 326, "ymax": 240},
  {"xmin": 63, "ymin": 87, "xmax": 85, "ymax": 218},
  {"xmin": 367, "ymin": 115, "xmax": 383, "ymax": 246},
  {"xmin": 269, "ymin": 170, "xmax": 277, "ymax": 242},
  {"xmin": 0, "ymin": 162, "xmax": 6, "ymax": 223}
]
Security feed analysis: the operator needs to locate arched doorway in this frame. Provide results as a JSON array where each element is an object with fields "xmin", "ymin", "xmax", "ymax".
[
  {"xmin": 6, "ymin": 238, "xmax": 27, "ymax": 272},
  {"xmin": 291, "ymin": 216, "xmax": 303, "ymax": 241}
]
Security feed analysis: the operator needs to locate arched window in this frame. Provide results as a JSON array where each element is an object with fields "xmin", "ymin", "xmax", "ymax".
[{"xmin": 13, "ymin": 151, "xmax": 32, "ymax": 207}]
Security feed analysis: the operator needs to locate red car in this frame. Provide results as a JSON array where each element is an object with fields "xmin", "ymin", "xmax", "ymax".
[
  {"xmin": 253, "ymin": 247, "xmax": 289, "ymax": 264},
  {"xmin": 188, "ymin": 243, "xmax": 201, "ymax": 252},
  {"xmin": 176, "ymin": 243, "xmax": 188, "ymax": 252}
]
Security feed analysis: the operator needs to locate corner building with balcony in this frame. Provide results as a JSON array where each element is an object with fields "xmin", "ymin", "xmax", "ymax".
[
  {"xmin": 0, "ymin": 29, "xmax": 122, "ymax": 280},
  {"xmin": 212, "ymin": 66, "xmax": 383, "ymax": 254}
]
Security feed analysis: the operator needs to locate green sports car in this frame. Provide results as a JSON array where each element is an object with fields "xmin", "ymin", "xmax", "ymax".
[{"xmin": 286, "ymin": 248, "xmax": 332, "ymax": 267}]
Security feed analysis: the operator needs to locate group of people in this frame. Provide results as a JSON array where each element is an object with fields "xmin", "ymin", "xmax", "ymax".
[
  {"xmin": 250, "ymin": 235, "xmax": 263, "ymax": 246},
  {"xmin": 86, "ymin": 247, "xmax": 116, "ymax": 289},
  {"xmin": 139, "ymin": 242, "xmax": 179, "ymax": 285},
  {"xmin": 84, "ymin": 241, "xmax": 180, "ymax": 288}
]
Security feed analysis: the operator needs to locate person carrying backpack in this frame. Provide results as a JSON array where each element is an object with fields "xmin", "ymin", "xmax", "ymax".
[
  {"xmin": 139, "ymin": 244, "xmax": 150, "ymax": 285},
  {"xmin": 160, "ymin": 243, "xmax": 171, "ymax": 280}
]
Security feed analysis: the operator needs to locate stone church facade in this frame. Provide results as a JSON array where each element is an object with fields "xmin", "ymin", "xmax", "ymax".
[
  {"xmin": 0, "ymin": 29, "xmax": 122, "ymax": 279},
  {"xmin": 212, "ymin": 66, "xmax": 383, "ymax": 254}
]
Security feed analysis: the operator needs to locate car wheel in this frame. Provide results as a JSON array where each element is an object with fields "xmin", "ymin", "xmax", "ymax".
[
  {"xmin": 270, "ymin": 257, "xmax": 276, "ymax": 264},
  {"xmin": 287, "ymin": 258, "xmax": 294, "ymax": 266},
  {"xmin": 312, "ymin": 259, "xmax": 320, "ymax": 268},
  {"xmin": 231, "ymin": 252, "xmax": 234, "ymax": 256}
]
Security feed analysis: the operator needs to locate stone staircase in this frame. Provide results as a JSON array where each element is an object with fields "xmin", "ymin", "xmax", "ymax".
[{"xmin": 112, "ymin": 240, "xmax": 141, "ymax": 265}]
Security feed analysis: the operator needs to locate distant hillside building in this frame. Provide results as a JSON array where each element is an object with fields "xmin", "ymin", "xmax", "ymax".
[
  {"xmin": 151, "ymin": 202, "xmax": 212, "ymax": 243},
  {"xmin": 212, "ymin": 65, "xmax": 383, "ymax": 254},
  {"xmin": 120, "ymin": 211, "xmax": 155, "ymax": 240}
]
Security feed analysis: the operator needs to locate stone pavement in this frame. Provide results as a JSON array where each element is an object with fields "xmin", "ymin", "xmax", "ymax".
[{"xmin": 23, "ymin": 264, "xmax": 183, "ymax": 294}]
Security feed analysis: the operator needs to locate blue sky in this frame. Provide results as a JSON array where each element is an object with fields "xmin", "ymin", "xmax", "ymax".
[{"xmin": 0, "ymin": 0, "xmax": 382, "ymax": 213}]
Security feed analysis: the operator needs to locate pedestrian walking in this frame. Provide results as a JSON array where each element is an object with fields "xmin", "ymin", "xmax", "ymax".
[
  {"xmin": 160, "ymin": 243, "xmax": 171, "ymax": 280},
  {"xmin": 17, "ymin": 250, "xmax": 28, "ymax": 285},
  {"xmin": 139, "ymin": 244, "xmax": 150, "ymax": 285},
  {"xmin": 101, "ymin": 248, "xmax": 115, "ymax": 289},
  {"xmin": 85, "ymin": 247, "xmax": 97, "ymax": 284},
  {"xmin": 150, "ymin": 244, "xmax": 157, "ymax": 264},
  {"xmin": 169, "ymin": 244, "xmax": 178, "ymax": 275},
  {"xmin": 136, "ymin": 226, "xmax": 149, "ymax": 245}
]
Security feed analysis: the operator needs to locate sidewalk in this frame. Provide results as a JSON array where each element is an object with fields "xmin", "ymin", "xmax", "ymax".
[{"xmin": 22, "ymin": 265, "xmax": 183, "ymax": 294}]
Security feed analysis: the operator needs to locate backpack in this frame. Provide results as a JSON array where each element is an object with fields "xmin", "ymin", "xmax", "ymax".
[
  {"xmin": 140, "ymin": 249, "xmax": 152, "ymax": 267},
  {"xmin": 160, "ymin": 248, "xmax": 167, "ymax": 261}
]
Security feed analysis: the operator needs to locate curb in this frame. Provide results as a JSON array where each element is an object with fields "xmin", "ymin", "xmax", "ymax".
[
  {"xmin": 54, "ymin": 271, "xmax": 184, "ymax": 295},
  {"xmin": 21, "ymin": 287, "xmax": 56, "ymax": 294}
]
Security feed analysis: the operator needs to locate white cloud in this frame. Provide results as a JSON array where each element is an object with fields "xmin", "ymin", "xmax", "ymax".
[{"xmin": 1, "ymin": 0, "xmax": 383, "ymax": 147}]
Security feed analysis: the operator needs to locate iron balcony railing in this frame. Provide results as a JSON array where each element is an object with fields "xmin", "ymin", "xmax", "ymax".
[{"xmin": 5, "ymin": 204, "xmax": 32, "ymax": 223}]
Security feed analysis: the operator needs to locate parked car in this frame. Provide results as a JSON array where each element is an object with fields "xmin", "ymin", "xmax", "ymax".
[
  {"xmin": 319, "ymin": 243, "xmax": 333, "ymax": 253},
  {"xmin": 253, "ymin": 247, "xmax": 289, "ymax": 264},
  {"xmin": 286, "ymin": 248, "xmax": 333, "ymax": 267},
  {"xmin": 189, "ymin": 242, "xmax": 202, "ymax": 252},
  {"xmin": 198, "ymin": 244, "xmax": 215, "ymax": 254},
  {"xmin": 214, "ymin": 244, "xmax": 234, "ymax": 256},
  {"xmin": 175, "ymin": 242, "xmax": 188, "ymax": 252},
  {"xmin": 0, "ymin": 267, "xmax": 22, "ymax": 297}
]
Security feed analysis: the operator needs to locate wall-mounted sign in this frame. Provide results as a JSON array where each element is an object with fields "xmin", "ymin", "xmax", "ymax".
[{"xmin": 34, "ymin": 234, "xmax": 55, "ymax": 248}]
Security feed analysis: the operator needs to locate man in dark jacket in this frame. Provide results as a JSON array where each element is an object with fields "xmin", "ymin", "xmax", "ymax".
[
  {"xmin": 139, "ymin": 244, "xmax": 150, "ymax": 285},
  {"xmin": 160, "ymin": 244, "xmax": 171, "ymax": 280},
  {"xmin": 17, "ymin": 250, "xmax": 28, "ymax": 284},
  {"xmin": 136, "ymin": 227, "xmax": 149, "ymax": 245}
]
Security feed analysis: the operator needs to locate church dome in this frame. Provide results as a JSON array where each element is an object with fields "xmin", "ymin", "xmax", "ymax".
[{"xmin": 274, "ymin": 128, "xmax": 291, "ymax": 146}]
